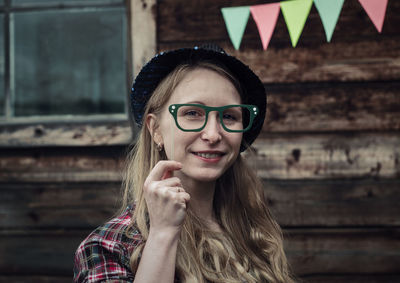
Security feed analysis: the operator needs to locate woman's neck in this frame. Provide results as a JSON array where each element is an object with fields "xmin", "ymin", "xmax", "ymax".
[{"xmin": 176, "ymin": 173, "xmax": 218, "ymax": 225}]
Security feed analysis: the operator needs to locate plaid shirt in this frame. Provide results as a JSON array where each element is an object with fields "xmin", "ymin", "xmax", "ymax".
[{"xmin": 73, "ymin": 206, "xmax": 143, "ymax": 282}]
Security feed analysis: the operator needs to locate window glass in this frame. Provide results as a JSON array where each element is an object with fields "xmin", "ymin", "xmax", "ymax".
[
  {"xmin": 0, "ymin": 13, "xmax": 4, "ymax": 116},
  {"xmin": 12, "ymin": 0, "xmax": 123, "ymax": 5},
  {"xmin": 13, "ymin": 7, "xmax": 126, "ymax": 116}
]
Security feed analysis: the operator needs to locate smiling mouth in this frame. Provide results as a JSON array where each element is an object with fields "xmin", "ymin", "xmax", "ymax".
[{"xmin": 193, "ymin": 152, "xmax": 225, "ymax": 159}]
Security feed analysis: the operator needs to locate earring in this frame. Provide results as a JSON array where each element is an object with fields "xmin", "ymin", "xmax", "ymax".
[{"xmin": 156, "ymin": 142, "xmax": 164, "ymax": 152}]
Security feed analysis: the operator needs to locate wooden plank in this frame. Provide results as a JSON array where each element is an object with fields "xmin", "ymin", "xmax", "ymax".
[
  {"xmin": 246, "ymin": 132, "xmax": 400, "ymax": 180},
  {"xmin": 301, "ymin": 275, "xmax": 400, "ymax": 283},
  {"xmin": 158, "ymin": 0, "xmax": 399, "ymax": 43},
  {"xmin": 0, "ymin": 228, "xmax": 398, "ymax": 276},
  {"xmin": 1, "ymin": 179, "xmax": 398, "ymax": 229},
  {"xmin": 127, "ymin": 0, "xmax": 157, "ymax": 133},
  {"xmin": 0, "ymin": 276, "xmax": 71, "ymax": 283},
  {"xmin": 264, "ymin": 81, "xmax": 400, "ymax": 132},
  {"xmin": 0, "ymin": 230, "xmax": 85, "ymax": 276},
  {"xmin": 0, "ymin": 146, "xmax": 126, "ymax": 182},
  {"xmin": 129, "ymin": 0, "xmax": 157, "ymax": 78},
  {"xmin": 0, "ymin": 81, "xmax": 398, "ymax": 146},
  {"xmin": 0, "ymin": 120, "xmax": 132, "ymax": 147},
  {"xmin": 265, "ymin": 179, "xmax": 400, "ymax": 227},
  {"xmin": 0, "ymin": 182, "xmax": 119, "ymax": 229},
  {"xmin": 0, "ymin": 274, "xmax": 398, "ymax": 283},
  {"xmin": 285, "ymin": 228, "xmax": 400, "ymax": 275},
  {"xmin": 0, "ymin": 132, "xmax": 398, "ymax": 182},
  {"xmin": 160, "ymin": 38, "xmax": 400, "ymax": 84},
  {"xmin": 157, "ymin": 1, "xmax": 400, "ymax": 83}
]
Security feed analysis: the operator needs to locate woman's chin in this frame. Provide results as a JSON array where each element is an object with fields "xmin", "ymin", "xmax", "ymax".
[{"xmin": 184, "ymin": 168, "xmax": 226, "ymax": 183}]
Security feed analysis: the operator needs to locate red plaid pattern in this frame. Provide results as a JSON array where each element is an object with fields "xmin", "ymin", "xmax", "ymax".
[{"xmin": 73, "ymin": 206, "xmax": 143, "ymax": 282}]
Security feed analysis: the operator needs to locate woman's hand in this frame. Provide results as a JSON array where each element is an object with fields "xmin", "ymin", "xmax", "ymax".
[
  {"xmin": 134, "ymin": 161, "xmax": 189, "ymax": 283},
  {"xmin": 143, "ymin": 160, "xmax": 190, "ymax": 235}
]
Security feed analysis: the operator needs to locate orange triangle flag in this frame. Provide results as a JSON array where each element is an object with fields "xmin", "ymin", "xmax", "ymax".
[
  {"xmin": 358, "ymin": 0, "xmax": 388, "ymax": 32},
  {"xmin": 250, "ymin": 3, "xmax": 281, "ymax": 50}
]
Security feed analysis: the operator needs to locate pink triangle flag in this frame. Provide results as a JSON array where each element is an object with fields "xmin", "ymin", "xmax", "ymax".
[
  {"xmin": 250, "ymin": 3, "xmax": 281, "ymax": 50},
  {"xmin": 358, "ymin": 0, "xmax": 388, "ymax": 33}
]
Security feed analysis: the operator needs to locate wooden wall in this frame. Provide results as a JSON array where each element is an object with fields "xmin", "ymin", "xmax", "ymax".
[{"xmin": 1, "ymin": 0, "xmax": 399, "ymax": 282}]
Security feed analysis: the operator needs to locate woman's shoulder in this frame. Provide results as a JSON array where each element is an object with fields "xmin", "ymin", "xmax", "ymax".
[
  {"xmin": 77, "ymin": 205, "xmax": 142, "ymax": 253},
  {"xmin": 73, "ymin": 205, "xmax": 143, "ymax": 282}
]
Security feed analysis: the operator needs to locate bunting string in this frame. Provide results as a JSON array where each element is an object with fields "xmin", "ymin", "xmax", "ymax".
[{"xmin": 221, "ymin": 0, "xmax": 389, "ymax": 50}]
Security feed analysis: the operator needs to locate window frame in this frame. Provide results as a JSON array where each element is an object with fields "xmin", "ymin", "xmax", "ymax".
[{"xmin": 0, "ymin": 0, "xmax": 156, "ymax": 147}]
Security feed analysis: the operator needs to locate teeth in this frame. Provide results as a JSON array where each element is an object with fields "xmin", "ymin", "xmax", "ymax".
[{"xmin": 195, "ymin": 152, "xmax": 221, "ymax": 158}]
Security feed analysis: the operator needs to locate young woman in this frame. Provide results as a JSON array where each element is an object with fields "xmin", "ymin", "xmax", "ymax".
[{"xmin": 74, "ymin": 44, "xmax": 294, "ymax": 283}]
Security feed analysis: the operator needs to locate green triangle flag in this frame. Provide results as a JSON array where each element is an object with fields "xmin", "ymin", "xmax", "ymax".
[
  {"xmin": 280, "ymin": 0, "xmax": 313, "ymax": 47},
  {"xmin": 314, "ymin": 0, "xmax": 345, "ymax": 42},
  {"xmin": 221, "ymin": 6, "xmax": 250, "ymax": 50}
]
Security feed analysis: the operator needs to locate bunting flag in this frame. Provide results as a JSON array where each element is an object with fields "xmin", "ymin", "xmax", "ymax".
[
  {"xmin": 280, "ymin": 0, "xmax": 313, "ymax": 47},
  {"xmin": 221, "ymin": 0, "xmax": 389, "ymax": 50},
  {"xmin": 250, "ymin": 3, "xmax": 281, "ymax": 50},
  {"xmin": 221, "ymin": 6, "xmax": 251, "ymax": 50},
  {"xmin": 314, "ymin": 0, "xmax": 345, "ymax": 42},
  {"xmin": 358, "ymin": 0, "xmax": 388, "ymax": 32}
]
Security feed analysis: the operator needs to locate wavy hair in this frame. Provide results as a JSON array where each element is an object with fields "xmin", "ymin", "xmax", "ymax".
[{"xmin": 122, "ymin": 61, "xmax": 294, "ymax": 282}]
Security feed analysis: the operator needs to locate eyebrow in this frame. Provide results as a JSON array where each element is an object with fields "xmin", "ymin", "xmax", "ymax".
[
  {"xmin": 182, "ymin": 101, "xmax": 205, "ymax": 105},
  {"xmin": 180, "ymin": 101, "xmax": 243, "ymax": 106}
]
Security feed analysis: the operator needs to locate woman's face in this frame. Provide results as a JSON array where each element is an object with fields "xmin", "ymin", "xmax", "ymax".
[{"xmin": 153, "ymin": 67, "xmax": 243, "ymax": 183}]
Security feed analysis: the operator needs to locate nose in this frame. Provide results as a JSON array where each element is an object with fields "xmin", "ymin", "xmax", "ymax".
[{"xmin": 201, "ymin": 113, "xmax": 222, "ymax": 144}]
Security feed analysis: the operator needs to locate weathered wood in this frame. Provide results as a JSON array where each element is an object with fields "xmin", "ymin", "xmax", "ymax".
[
  {"xmin": 160, "ymin": 38, "xmax": 400, "ymax": 83},
  {"xmin": 247, "ymin": 132, "xmax": 400, "ymax": 180},
  {"xmin": 158, "ymin": 0, "xmax": 400, "ymax": 83},
  {"xmin": 1, "ymin": 179, "xmax": 399, "ymax": 229},
  {"xmin": 264, "ymin": 81, "xmax": 400, "ymax": 132},
  {"xmin": 285, "ymin": 228, "xmax": 400, "ymax": 275},
  {"xmin": 0, "ymin": 146, "xmax": 126, "ymax": 182},
  {"xmin": 158, "ymin": 0, "xmax": 400, "ymax": 43},
  {"xmin": 130, "ymin": 0, "xmax": 157, "ymax": 78},
  {"xmin": 1, "ymin": 81, "xmax": 398, "ymax": 147},
  {"xmin": 0, "ymin": 228, "xmax": 398, "ymax": 276},
  {"xmin": 0, "ymin": 182, "xmax": 120, "ymax": 229},
  {"xmin": 1, "ymin": 132, "xmax": 398, "ymax": 182},
  {"xmin": 0, "ymin": 276, "xmax": 71, "ymax": 283},
  {"xmin": 0, "ymin": 120, "xmax": 132, "ymax": 147},
  {"xmin": 0, "ymin": 230, "xmax": 83, "ymax": 276},
  {"xmin": 301, "ymin": 275, "xmax": 400, "ymax": 283},
  {"xmin": 126, "ymin": 0, "xmax": 157, "ymax": 134},
  {"xmin": 0, "ymin": 274, "xmax": 398, "ymax": 283},
  {"xmin": 264, "ymin": 179, "xmax": 400, "ymax": 227}
]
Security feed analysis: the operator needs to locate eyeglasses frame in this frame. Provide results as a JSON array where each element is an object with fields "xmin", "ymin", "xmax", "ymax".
[{"xmin": 168, "ymin": 104, "xmax": 259, "ymax": 133}]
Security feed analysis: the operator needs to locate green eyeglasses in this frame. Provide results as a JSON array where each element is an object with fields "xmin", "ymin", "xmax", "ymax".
[{"xmin": 168, "ymin": 104, "xmax": 258, "ymax": 133}]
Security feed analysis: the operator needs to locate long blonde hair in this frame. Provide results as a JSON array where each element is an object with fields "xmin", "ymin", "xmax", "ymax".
[{"xmin": 122, "ymin": 61, "xmax": 294, "ymax": 282}]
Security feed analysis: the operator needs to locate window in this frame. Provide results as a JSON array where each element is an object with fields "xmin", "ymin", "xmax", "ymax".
[
  {"xmin": 1, "ymin": 0, "xmax": 127, "ymax": 119},
  {"xmin": 0, "ymin": 0, "xmax": 156, "ymax": 146},
  {"xmin": 0, "ymin": 11, "xmax": 4, "ymax": 116}
]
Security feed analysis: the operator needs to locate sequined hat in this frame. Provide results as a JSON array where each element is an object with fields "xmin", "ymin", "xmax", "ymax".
[{"xmin": 130, "ymin": 44, "xmax": 266, "ymax": 151}]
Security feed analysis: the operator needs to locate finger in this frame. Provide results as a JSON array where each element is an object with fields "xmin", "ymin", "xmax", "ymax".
[
  {"xmin": 147, "ymin": 160, "xmax": 182, "ymax": 182},
  {"xmin": 178, "ymin": 192, "xmax": 191, "ymax": 203},
  {"xmin": 161, "ymin": 170, "xmax": 172, "ymax": 180},
  {"xmin": 157, "ymin": 177, "xmax": 182, "ymax": 188},
  {"xmin": 173, "ymin": 192, "xmax": 190, "ymax": 209},
  {"xmin": 166, "ymin": 186, "xmax": 182, "ymax": 193}
]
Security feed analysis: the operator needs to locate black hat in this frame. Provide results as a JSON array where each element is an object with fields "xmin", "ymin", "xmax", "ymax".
[{"xmin": 130, "ymin": 44, "xmax": 266, "ymax": 152}]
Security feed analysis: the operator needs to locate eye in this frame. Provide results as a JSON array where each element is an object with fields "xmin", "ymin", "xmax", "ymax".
[
  {"xmin": 223, "ymin": 113, "xmax": 238, "ymax": 121},
  {"xmin": 179, "ymin": 106, "xmax": 205, "ymax": 119},
  {"xmin": 223, "ymin": 108, "xmax": 242, "ymax": 121},
  {"xmin": 185, "ymin": 110, "xmax": 202, "ymax": 117}
]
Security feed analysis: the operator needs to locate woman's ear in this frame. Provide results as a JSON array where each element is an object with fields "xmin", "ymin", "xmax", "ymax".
[{"xmin": 145, "ymin": 113, "xmax": 163, "ymax": 144}]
